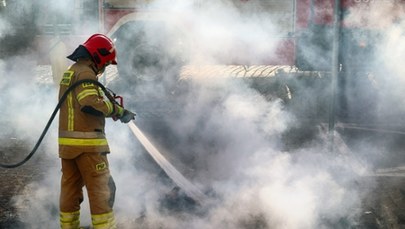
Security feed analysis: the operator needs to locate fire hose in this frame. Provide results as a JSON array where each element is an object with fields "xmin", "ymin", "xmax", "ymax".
[{"xmin": 0, "ymin": 79, "xmax": 121, "ymax": 169}]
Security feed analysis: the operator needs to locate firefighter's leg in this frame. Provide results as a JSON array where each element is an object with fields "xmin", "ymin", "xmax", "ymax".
[
  {"xmin": 77, "ymin": 152, "xmax": 116, "ymax": 229},
  {"xmin": 60, "ymin": 158, "xmax": 85, "ymax": 229}
]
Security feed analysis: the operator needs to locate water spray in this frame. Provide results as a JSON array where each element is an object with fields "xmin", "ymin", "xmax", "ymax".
[{"xmin": 127, "ymin": 121, "xmax": 208, "ymax": 204}]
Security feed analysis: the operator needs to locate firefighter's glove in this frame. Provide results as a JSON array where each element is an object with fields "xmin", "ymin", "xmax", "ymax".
[{"xmin": 119, "ymin": 109, "xmax": 136, "ymax": 123}]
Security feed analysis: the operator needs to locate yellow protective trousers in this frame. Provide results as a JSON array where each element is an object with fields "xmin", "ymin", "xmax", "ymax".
[{"xmin": 60, "ymin": 152, "xmax": 116, "ymax": 229}]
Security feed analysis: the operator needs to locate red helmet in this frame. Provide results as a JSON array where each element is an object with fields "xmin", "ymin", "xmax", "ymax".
[{"xmin": 82, "ymin": 34, "xmax": 117, "ymax": 69}]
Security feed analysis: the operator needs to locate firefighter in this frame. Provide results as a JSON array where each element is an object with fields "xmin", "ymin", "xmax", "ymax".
[{"xmin": 58, "ymin": 34, "xmax": 135, "ymax": 229}]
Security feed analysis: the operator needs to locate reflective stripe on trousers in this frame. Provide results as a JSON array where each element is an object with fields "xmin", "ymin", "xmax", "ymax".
[
  {"xmin": 60, "ymin": 210, "xmax": 80, "ymax": 229},
  {"xmin": 92, "ymin": 211, "xmax": 117, "ymax": 229}
]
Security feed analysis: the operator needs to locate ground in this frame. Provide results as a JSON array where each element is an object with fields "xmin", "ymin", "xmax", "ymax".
[{"xmin": 0, "ymin": 137, "xmax": 48, "ymax": 228}]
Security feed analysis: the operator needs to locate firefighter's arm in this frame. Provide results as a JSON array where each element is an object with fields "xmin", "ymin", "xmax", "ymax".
[
  {"xmin": 78, "ymin": 86, "xmax": 135, "ymax": 122},
  {"xmin": 74, "ymin": 75, "xmax": 123, "ymax": 117}
]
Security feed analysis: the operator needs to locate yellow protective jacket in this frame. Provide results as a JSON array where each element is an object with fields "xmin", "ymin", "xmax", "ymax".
[{"xmin": 58, "ymin": 60, "xmax": 121, "ymax": 159}]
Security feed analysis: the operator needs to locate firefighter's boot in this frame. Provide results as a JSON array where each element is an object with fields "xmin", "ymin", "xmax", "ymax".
[
  {"xmin": 60, "ymin": 210, "xmax": 80, "ymax": 229},
  {"xmin": 91, "ymin": 211, "xmax": 117, "ymax": 229}
]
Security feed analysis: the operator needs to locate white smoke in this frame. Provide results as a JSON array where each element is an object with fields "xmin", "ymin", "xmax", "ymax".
[
  {"xmin": 0, "ymin": 16, "xmax": 13, "ymax": 39},
  {"xmin": 344, "ymin": 0, "xmax": 403, "ymax": 29},
  {"xmin": 374, "ymin": 19, "xmax": 405, "ymax": 120},
  {"xmin": 163, "ymin": 0, "xmax": 287, "ymax": 65},
  {"xmin": 342, "ymin": 1, "xmax": 405, "ymax": 122},
  {"xmin": 2, "ymin": 0, "xmax": 403, "ymax": 228}
]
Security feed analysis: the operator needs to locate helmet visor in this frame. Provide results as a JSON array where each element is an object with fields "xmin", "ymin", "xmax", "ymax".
[{"xmin": 98, "ymin": 47, "xmax": 117, "ymax": 65}]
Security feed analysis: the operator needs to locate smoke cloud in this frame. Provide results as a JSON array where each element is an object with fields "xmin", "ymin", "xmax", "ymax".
[
  {"xmin": 342, "ymin": 1, "xmax": 405, "ymax": 122},
  {"xmin": 0, "ymin": 0, "xmax": 403, "ymax": 228},
  {"xmin": 0, "ymin": 17, "xmax": 12, "ymax": 39}
]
